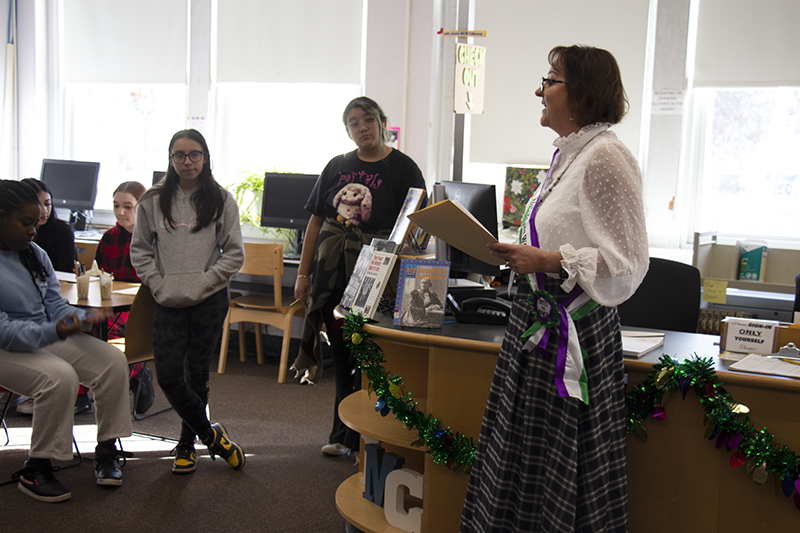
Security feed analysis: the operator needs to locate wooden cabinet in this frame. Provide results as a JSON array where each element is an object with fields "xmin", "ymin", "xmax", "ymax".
[
  {"xmin": 336, "ymin": 321, "xmax": 502, "ymax": 533},
  {"xmin": 337, "ymin": 320, "xmax": 800, "ymax": 532}
]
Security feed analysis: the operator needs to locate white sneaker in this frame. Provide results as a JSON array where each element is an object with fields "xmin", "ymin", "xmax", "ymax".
[
  {"xmin": 16, "ymin": 397, "xmax": 34, "ymax": 415},
  {"xmin": 321, "ymin": 442, "xmax": 352, "ymax": 456}
]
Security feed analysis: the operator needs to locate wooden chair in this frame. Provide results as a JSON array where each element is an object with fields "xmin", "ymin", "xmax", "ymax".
[
  {"xmin": 217, "ymin": 242, "xmax": 305, "ymax": 382},
  {"xmin": 109, "ymin": 284, "xmax": 172, "ymax": 420}
]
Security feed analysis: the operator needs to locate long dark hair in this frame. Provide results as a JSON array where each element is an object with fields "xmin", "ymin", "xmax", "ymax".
[
  {"xmin": 0, "ymin": 180, "xmax": 49, "ymax": 284},
  {"xmin": 141, "ymin": 129, "xmax": 225, "ymax": 232},
  {"xmin": 547, "ymin": 45, "xmax": 629, "ymax": 127},
  {"xmin": 21, "ymin": 177, "xmax": 71, "ymax": 249}
]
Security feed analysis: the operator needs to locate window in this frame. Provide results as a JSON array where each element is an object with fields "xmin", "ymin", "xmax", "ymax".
[
  {"xmin": 65, "ymin": 84, "xmax": 186, "ymax": 210},
  {"xmin": 211, "ymin": 83, "xmax": 362, "ymax": 188},
  {"xmin": 692, "ymin": 87, "xmax": 800, "ymax": 242}
]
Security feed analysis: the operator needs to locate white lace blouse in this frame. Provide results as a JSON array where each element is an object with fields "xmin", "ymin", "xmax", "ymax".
[{"xmin": 527, "ymin": 123, "xmax": 649, "ymax": 307}]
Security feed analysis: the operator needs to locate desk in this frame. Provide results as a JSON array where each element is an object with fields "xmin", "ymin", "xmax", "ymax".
[
  {"xmin": 59, "ymin": 280, "xmax": 140, "ymax": 340},
  {"xmin": 59, "ymin": 280, "xmax": 139, "ymax": 311},
  {"xmin": 337, "ymin": 317, "xmax": 800, "ymax": 533}
]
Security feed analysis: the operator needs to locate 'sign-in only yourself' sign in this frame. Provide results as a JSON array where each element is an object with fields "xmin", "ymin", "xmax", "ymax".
[
  {"xmin": 723, "ymin": 317, "xmax": 778, "ymax": 355},
  {"xmin": 454, "ymin": 43, "xmax": 486, "ymax": 114}
]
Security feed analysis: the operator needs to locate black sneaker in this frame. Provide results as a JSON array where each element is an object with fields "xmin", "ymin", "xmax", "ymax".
[
  {"xmin": 16, "ymin": 459, "xmax": 71, "ymax": 503},
  {"xmin": 94, "ymin": 444, "xmax": 131, "ymax": 486},
  {"xmin": 170, "ymin": 442, "xmax": 197, "ymax": 475},
  {"xmin": 204, "ymin": 423, "xmax": 245, "ymax": 469}
]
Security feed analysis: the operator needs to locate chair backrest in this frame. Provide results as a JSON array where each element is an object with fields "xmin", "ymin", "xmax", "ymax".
[
  {"xmin": 238, "ymin": 242, "xmax": 285, "ymax": 309},
  {"xmin": 617, "ymin": 257, "xmax": 702, "ymax": 333},
  {"xmin": 124, "ymin": 285, "xmax": 156, "ymax": 365}
]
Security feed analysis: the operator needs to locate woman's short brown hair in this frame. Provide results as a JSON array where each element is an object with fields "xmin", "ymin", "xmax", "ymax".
[{"xmin": 548, "ymin": 45, "xmax": 629, "ymax": 126}]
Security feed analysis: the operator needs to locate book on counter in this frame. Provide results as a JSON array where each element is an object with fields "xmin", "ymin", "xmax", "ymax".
[
  {"xmin": 340, "ymin": 245, "xmax": 374, "ymax": 310},
  {"xmin": 393, "ymin": 257, "xmax": 450, "ymax": 329},
  {"xmin": 621, "ymin": 331, "xmax": 665, "ymax": 358},
  {"xmin": 407, "ymin": 199, "xmax": 504, "ymax": 267},
  {"xmin": 340, "ymin": 238, "xmax": 400, "ymax": 312},
  {"xmin": 388, "ymin": 187, "xmax": 427, "ymax": 249},
  {"xmin": 345, "ymin": 248, "xmax": 398, "ymax": 320}
]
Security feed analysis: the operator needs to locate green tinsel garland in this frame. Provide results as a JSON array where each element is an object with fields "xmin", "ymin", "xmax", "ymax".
[
  {"xmin": 344, "ymin": 313, "xmax": 800, "ymax": 506},
  {"xmin": 343, "ymin": 314, "xmax": 476, "ymax": 473},
  {"xmin": 626, "ymin": 355, "xmax": 800, "ymax": 509}
]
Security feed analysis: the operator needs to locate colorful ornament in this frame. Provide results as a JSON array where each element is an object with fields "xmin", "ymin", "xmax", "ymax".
[
  {"xmin": 752, "ymin": 463, "xmax": 769, "ymax": 485},
  {"xmin": 781, "ymin": 475, "xmax": 795, "ymax": 498},
  {"xmin": 729, "ymin": 450, "xmax": 746, "ymax": 468},
  {"xmin": 726, "ymin": 432, "xmax": 742, "ymax": 451}
]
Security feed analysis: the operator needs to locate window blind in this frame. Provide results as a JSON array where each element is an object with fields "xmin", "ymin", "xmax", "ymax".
[
  {"xmin": 693, "ymin": 0, "xmax": 800, "ymax": 88},
  {"xmin": 216, "ymin": 0, "xmax": 362, "ymax": 83},
  {"xmin": 64, "ymin": 0, "xmax": 187, "ymax": 84}
]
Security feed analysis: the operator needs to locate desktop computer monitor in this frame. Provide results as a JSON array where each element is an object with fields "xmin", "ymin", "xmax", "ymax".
[
  {"xmin": 437, "ymin": 181, "xmax": 500, "ymax": 277},
  {"xmin": 260, "ymin": 172, "xmax": 319, "ymax": 257},
  {"xmin": 39, "ymin": 159, "xmax": 100, "ymax": 212}
]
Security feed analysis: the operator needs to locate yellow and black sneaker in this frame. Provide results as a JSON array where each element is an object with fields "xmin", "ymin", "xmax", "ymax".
[
  {"xmin": 170, "ymin": 442, "xmax": 197, "ymax": 474},
  {"xmin": 205, "ymin": 423, "xmax": 245, "ymax": 470}
]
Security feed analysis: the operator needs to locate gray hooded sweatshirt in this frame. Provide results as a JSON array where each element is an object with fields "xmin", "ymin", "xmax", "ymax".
[{"xmin": 131, "ymin": 185, "xmax": 244, "ymax": 308}]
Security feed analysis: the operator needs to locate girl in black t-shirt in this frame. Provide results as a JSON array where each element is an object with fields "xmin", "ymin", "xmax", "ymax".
[
  {"xmin": 21, "ymin": 178, "xmax": 77, "ymax": 273},
  {"xmin": 292, "ymin": 97, "xmax": 425, "ymax": 457}
]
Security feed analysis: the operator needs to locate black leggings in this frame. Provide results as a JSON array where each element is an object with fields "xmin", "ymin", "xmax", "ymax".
[
  {"xmin": 322, "ymin": 287, "xmax": 361, "ymax": 450},
  {"xmin": 152, "ymin": 288, "xmax": 229, "ymax": 444}
]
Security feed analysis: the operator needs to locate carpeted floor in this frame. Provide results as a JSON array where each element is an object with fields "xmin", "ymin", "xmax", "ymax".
[{"xmin": 0, "ymin": 336, "xmax": 358, "ymax": 533}]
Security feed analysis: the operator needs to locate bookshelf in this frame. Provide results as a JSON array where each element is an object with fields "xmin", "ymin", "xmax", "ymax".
[{"xmin": 693, "ymin": 232, "xmax": 799, "ymax": 294}]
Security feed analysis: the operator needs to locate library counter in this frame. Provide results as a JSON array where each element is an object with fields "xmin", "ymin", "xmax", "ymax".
[{"xmin": 337, "ymin": 315, "xmax": 800, "ymax": 533}]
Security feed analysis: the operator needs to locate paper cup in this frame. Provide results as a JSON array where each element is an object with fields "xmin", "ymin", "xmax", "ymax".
[
  {"xmin": 76, "ymin": 274, "xmax": 90, "ymax": 300},
  {"xmin": 99, "ymin": 274, "xmax": 113, "ymax": 300}
]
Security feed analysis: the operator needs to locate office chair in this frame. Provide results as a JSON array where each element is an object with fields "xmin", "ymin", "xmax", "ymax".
[
  {"xmin": 217, "ymin": 242, "xmax": 305, "ymax": 382},
  {"xmin": 617, "ymin": 257, "xmax": 702, "ymax": 333}
]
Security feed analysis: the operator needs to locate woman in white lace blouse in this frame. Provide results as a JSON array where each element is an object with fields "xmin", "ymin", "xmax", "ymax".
[{"xmin": 461, "ymin": 45, "xmax": 649, "ymax": 533}]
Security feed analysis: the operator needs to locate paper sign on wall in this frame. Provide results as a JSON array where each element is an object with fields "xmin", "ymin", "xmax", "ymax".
[{"xmin": 454, "ymin": 43, "xmax": 486, "ymax": 114}]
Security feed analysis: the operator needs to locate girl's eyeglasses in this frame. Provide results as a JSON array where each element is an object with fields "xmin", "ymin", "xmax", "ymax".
[{"xmin": 170, "ymin": 151, "xmax": 204, "ymax": 163}]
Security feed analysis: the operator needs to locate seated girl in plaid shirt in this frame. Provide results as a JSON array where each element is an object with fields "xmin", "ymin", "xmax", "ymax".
[{"xmin": 94, "ymin": 181, "xmax": 153, "ymax": 415}]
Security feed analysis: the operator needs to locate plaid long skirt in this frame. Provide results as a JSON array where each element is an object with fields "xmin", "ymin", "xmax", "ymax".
[{"xmin": 461, "ymin": 280, "xmax": 628, "ymax": 533}]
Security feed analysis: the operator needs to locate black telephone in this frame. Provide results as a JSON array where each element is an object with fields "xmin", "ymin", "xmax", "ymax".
[{"xmin": 447, "ymin": 293, "xmax": 512, "ymax": 325}]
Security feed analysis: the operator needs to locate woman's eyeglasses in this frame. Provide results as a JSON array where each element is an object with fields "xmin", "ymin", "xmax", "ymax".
[
  {"xmin": 540, "ymin": 77, "xmax": 567, "ymax": 93},
  {"xmin": 169, "ymin": 151, "xmax": 205, "ymax": 163}
]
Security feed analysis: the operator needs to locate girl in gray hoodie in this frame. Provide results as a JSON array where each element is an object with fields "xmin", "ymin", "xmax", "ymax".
[{"xmin": 131, "ymin": 129, "xmax": 245, "ymax": 475}]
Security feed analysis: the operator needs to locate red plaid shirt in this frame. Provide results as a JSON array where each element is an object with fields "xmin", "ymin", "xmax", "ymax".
[{"xmin": 94, "ymin": 223, "xmax": 141, "ymax": 283}]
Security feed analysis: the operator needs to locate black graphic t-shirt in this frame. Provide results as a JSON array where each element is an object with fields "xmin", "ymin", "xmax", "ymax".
[{"xmin": 305, "ymin": 149, "xmax": 425, "ymax": 231}]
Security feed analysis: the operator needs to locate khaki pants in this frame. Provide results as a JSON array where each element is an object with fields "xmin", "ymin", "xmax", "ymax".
[{"xmin": 0, "ymin": 333, "xmax": 132, "ymax": 461}]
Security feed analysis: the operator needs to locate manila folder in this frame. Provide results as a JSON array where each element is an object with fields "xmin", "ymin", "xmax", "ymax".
[{"xmin": 408, "ymin": 200, "xmax": 504, "ymax": 266}]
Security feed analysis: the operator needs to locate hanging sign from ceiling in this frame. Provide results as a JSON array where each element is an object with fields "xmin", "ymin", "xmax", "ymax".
[{"xmin": 454, "ymin": 43, "xmax": 486, "ymax": 114}]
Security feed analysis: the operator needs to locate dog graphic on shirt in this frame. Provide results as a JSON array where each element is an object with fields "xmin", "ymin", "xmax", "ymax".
[{"xmin": 333, "ymin": 183, "xmax": 372, "ymax": 227}]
